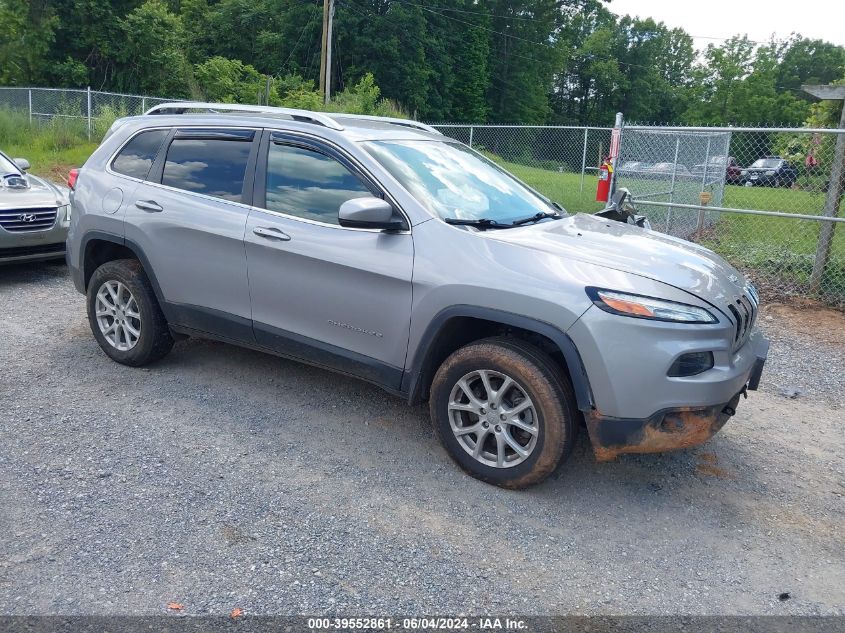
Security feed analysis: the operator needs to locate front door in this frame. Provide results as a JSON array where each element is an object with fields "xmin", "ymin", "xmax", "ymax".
[{"xmin": 244, "ymin": 132, "xmax": 413, "ymax": 388}]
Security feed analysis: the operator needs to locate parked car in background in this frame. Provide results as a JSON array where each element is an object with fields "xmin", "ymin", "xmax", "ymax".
[
  {"xmin": 66, "ymin": 103, "xmax": 768, "ymax": 488},
  {"xmin": 740, "ymin": 157, "xmax": 798, "ymax": 187},
  {"xmin": 616, "ymin": 161, "xmax": 653, "ymax": 175},
  {"xmin": 648, "ymin": 162, "xmax": 692, "ymax": 177},
  {"xmin": 0, "ymin": 150, "xmax": 71, "ymax": 264},
  {"xmin": 691, "ymin": 156, "xmax": 742, "ymax": 184}
]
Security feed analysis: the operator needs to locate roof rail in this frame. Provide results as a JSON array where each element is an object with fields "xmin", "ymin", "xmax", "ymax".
[
  {"xmin": 143, "ymin": 102, "xmax": 345, "ymax": 131},
  {"xmin": 330, "ymin": 113, "xmax": 442, "ymax": 135}
]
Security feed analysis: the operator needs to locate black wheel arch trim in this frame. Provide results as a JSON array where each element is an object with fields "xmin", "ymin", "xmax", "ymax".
[
  {"xmin": 403, "ymin": 305, "xmax": 595, "ymax": 411},
  {"xmin": 78, "ymin": 230, "xmax": 169, "ymax": 317}
]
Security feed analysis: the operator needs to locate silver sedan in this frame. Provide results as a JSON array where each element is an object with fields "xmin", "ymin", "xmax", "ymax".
[{"xmin": 1, "ymin": 150, "xmax": 70, "ymax": 264}]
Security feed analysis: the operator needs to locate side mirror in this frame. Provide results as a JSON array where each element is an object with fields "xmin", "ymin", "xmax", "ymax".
[
  {"xmin": 14, "ymin": 158, "xmax": 30, "ymax": 172},
  {"xmin": 338, "ymin": 197, "xmax": 405, "ymax": 231}
]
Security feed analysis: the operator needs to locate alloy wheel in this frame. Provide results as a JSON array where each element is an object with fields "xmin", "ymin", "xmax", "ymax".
[
  {"xmin": 447, "ymin": 369, "xmax": 539, "ymax": 468},
  {"xmin": 95, "ymin": 280, "xmax": 141, "ymax": 351}
]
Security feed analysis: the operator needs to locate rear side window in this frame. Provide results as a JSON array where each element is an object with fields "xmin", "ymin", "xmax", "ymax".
[
  {"xmin": 162, "ymin": 133, "xmax": 253, "ymax": 202},
  {"xmin": 111, "ymin": 129, "xmax": 168, "ymax": 180}
]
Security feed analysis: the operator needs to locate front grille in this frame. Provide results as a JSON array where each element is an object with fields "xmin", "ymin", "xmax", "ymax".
[
  {"xmin": 729, "ymin": 282, "xmax": 759, "ymax": 350},
  {"xmin": 0, "ymin": 207, "xmax": 58, "ymax": 232}
]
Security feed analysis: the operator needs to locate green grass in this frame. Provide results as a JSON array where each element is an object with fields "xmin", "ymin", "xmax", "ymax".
[{"xmin": 0, "ymin": 109, "xmax": 101, "ymax": 182}]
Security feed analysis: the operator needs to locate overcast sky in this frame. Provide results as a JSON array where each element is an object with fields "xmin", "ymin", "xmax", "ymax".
[{"xmin": 607, "ymin": 0, "xmax": 845, "ymax": 49}]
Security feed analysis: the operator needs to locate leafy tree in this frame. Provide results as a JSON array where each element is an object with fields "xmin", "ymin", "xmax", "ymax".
[{"xmin": 117, "ymin": 0, "xmax": 191, "ymax": 96}]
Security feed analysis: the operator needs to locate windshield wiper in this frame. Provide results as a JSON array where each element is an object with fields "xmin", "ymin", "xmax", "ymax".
[
  {"xmin": 444, "ymin": 217, "xmax": 513, "ymax": 230},
  {"xmin": 510, "ymin": 211, "xmax": 561, "ymax": 226}
]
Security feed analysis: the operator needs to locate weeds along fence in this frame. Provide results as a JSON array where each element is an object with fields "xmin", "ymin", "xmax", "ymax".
[
  {"xmin": 0, "ymin": 88, "xmax": 843, "ymax": 306},
  {"xmin": 0, "ymin": 87, "xmax": 173, "ymax": 140},
  {"xmin": 435, "ymin": 123, "xmax": 845, "ymax": 307}
]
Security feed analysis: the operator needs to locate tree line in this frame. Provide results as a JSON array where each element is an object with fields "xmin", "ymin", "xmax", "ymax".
[{"xmin": 2, "ymin": 0, "xmax": 844, "ymax": 125}]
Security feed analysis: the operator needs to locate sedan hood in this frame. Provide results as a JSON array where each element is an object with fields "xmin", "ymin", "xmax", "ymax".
[
  {"xmin": 0, "ymin": 174, "xmax": 68, "ymax": 210},
  {"xmin": 486, "ymin": 213, "xmax": 747, "ymax": 306}
]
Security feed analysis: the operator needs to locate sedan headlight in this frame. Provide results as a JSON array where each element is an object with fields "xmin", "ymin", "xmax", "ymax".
[
  {"xmin": 765, "ymin": 170, "xmax": 775, "ymax": 176},
  {"xmin": 59, "ymin": 204, "xmax": 71, "ymax": 222},
  {"xmin": 586, "ymin": 288, "xmax": 717, "ymax": 324},
  {"xmin": 740, "ymin": 169, "xmax": 747, "ymax": 175}
]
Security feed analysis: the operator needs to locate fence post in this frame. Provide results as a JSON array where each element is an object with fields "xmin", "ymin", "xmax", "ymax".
[
  {"xmin": 665, "ymin": 136, "xmax": 681, "ymax": 233},
  {"xmin": 468, "ymin": 126, "xmax": 473, "ymax": 148},
  {"xmin": 809, "ymin": 108, "xmax": 845, "ymax": 293},
  {"xmin": 28, "ymin": 89, "xmax": 32, "ymax": 124},
  {"xmin": 696, "ymin": 137, "xmax": 712, "ymax": 235},
  {"xmin": 86, "ymin": 86, "xmax": 92, "ymax": 141},
  {"xmin": 141, "ymin": 96, "xmax": 146, "ymax": 114},
  {"xmin": 607, "ymin": 112, "xmax": 623, "ymax": 203},
  {"xmin": 579, "ymin": 127, "xmax": 588, "ymax": 195}
]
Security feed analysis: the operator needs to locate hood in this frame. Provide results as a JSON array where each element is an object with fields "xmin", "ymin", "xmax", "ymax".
[
  {"xmin": 485, "ymin": 213, "xmax": 747, "ymax": 307},
  {"xmin": 0, "ymin": 174, "xmax": 68, "ymax": 210}
]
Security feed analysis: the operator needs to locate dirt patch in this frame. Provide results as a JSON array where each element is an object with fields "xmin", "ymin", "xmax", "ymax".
[{"xmin": 761, "ymin": 300, "xmax": 845, "ymax": 347}]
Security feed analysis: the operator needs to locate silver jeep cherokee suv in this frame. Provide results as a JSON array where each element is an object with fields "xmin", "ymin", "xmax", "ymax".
[{"xmin": 67, "ymin": 103, "xmax": 768, "ymax": 488}]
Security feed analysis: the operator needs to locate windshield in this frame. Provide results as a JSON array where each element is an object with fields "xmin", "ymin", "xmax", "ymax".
[
  {"xmin": 751, "ymin": 159, "xmax": 782, "ymax": 168},
  {"xmin": 0, "ymin": 152, "xmax": 20, "ymax": 176},
  {"xmin": 364, "ymin": 140, "xmax": 557, "ymax": 223}
]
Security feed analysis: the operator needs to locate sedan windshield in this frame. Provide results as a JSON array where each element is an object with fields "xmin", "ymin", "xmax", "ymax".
[
  {"xmin": 751, "ymin": 159, "xmax": 782, "ymax": 168},
  {"xmin": 364, "ymin": 140, "xmax": 557, "ymax": 223}
]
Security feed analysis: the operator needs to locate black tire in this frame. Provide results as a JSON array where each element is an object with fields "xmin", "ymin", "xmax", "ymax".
[
  {"xmin": 86, "ymin": 258, "xmax": 174, "ymax": 366},
  {"xmin": 429, "ymin": 337, "xmax": 578, "ymax": 489}
]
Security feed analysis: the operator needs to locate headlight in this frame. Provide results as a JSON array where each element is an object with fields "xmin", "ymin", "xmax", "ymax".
[
  {"xmin": 586, "ymin": 288, "xmax": 717, "ymax": 323},
  {"xmin": 741, "ymin": 170, "xmax": 747, "ymax": 175},
  {"xmin": 765, "ymin": 170, "xmax": 775, "ymax": 176},
  {"xmin": 59, "ymin": 204, "xmax": 71, "ymax": 222}
]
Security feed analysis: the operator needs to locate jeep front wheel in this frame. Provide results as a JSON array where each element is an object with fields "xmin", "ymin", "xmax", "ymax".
[{"xmin": 429, "ymin": 337, "xmax": 577, "ymax": 488}]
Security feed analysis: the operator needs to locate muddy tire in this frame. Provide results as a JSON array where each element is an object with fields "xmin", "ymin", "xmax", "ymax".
[
  {"xmin": 429, "ymin": 337, "xmax": 578, "ymax": 488},
  {"xmin": 87, "ymin": 259, "xmax": 174, "ymax": 367}
]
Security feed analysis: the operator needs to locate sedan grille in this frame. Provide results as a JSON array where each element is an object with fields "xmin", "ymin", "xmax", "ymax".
[
  {"xmin": 0, "ymin": 207, "xmax": 58, "ymax": 232},
  {"xmin": 728, "ymin": 282, "xmax": 759, "ymax": 350}
]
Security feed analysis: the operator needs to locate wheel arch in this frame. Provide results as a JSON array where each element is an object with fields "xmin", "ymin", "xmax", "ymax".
[
  {"xmin": 404, "ymin": 305, "xmax": 594, "ymax": 411},
  {"xmin": 81, "ymin": 232, "xmax": 166, "ymax": 307}
]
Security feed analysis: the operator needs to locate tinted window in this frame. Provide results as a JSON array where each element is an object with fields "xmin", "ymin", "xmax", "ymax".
[
  {"xmin": 162, "ymin": 136, "xmax": 252, "ymax": 202},
  {"xmin": 265, "ymin": 143, "xmax": 371, "ymax": 225},
  {"xmin": 112, "ymin": 129, "xmax": 168, "ymax": 180}
]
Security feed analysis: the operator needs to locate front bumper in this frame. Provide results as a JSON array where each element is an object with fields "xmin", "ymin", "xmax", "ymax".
[
  {"xmin": 585, "ymin": 338, "xmax": 768, "ymax": 460},
  {"xmin": 0, "ymin": 218, "xmax": 68, "ymax": 264},
  {"xmin": 0, "ymin": 241, "xmax": 66, "ymax": 264}
]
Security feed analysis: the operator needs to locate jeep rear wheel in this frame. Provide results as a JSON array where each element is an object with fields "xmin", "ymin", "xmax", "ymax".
[
  {"xmin": 429, "ymin": 337, "xmax": 577, "ymax": 488},
  {"xmin": 87, "ymin": 259, "xmax": 174, "ymax": 366}
]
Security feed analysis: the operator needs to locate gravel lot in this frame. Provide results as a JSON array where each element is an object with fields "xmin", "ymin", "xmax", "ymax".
[{"xmin": 1, "ymin": 261, "xmax": 843, "ymax": 616}]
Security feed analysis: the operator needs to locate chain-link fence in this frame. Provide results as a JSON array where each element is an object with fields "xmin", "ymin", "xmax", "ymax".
[
  {"xmin": 0, "ymin": 87, "xmax": 173, "ymax": 139},
  {"xmin": 617, "ymin": 124, "xmax": 845, "ymax": 306},
  {"xmin": 435, "ymin": 122, "xmax": 845, "ymax": 307},
  {"xmin": 1, "ymin": 88, "xmax": 843, "ymax": 306}
]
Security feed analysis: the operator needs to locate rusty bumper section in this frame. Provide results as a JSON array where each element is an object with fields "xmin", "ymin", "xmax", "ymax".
[{"xmin": 586, "ymin": 391, "xmax": 744, "ymax": 461}]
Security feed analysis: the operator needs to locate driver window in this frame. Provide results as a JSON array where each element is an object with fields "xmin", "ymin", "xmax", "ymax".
[{"xmin": 264, "ymin": 143, "xmax": 371, "ymax": 225}]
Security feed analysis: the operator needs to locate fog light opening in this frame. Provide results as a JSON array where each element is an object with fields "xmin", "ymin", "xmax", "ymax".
[{"xmin": 668, "ymin": 351, "xmax": 714, "ymax": 377}]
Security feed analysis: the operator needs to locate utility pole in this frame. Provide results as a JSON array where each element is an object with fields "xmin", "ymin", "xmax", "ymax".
[
  {"xmin": 804, "ymin": 84, "xmax": 845, "ymax": 294},
  {"xmin": 319, "ymin": 0, "xmax": 334, "ymax": 104}
]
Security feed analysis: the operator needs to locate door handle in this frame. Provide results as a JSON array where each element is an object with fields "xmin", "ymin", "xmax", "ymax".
[
  {"xmin": 135, "ymin": 200, "xmax": 163, "ymax": 213},
  {"xmin": 253, "ymin": 226, "xmax": 291, "ymax": 241}
]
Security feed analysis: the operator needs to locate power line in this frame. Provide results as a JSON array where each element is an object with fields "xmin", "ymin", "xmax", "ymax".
[{"xmin": 275, "ymin": 4, "xmax": 320, "ymax": 77}]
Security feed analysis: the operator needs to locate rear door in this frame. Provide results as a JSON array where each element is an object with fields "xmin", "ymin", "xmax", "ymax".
[
  {"xmin": 123, "ymin": 127, "xmax": 259, "ymax": 340},
  {"xmin": 243, "ymin": 130, "xmax": 414, "ymax": 388}
]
